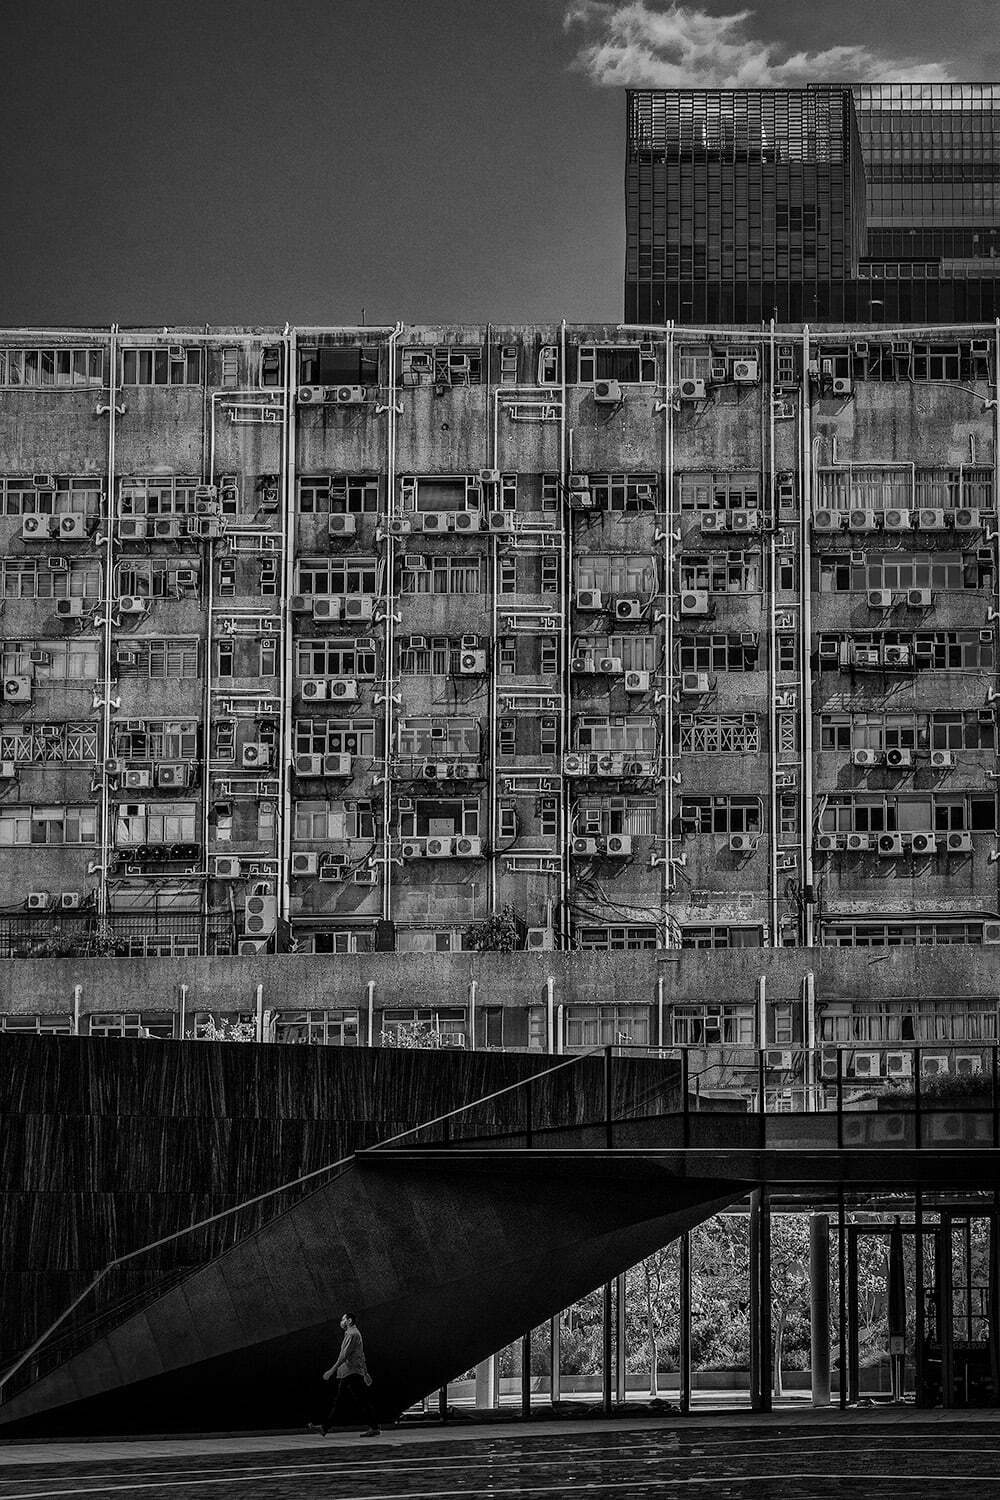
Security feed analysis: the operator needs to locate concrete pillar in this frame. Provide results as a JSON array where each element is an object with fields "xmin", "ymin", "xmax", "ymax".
[
  {"xmin": 474, "ymin": 1356, "xmax": 496, "ymax": 1409},
  {"xmin": 750, "ymin": 1189, "xmax": 772, "ymax": 1412},
  {"xmin": 679, "ymin": 1230, "xmax": 692, "ymax": 1414},
  {"xmin": 615, "ymin": 1272, "xmax": 627, "ymax": 1404},
  {"xmin": 549, "ymin": 1314, "xmax": 561, "ymax": 1407},
  {"xmin": 809, "ymin": 1212, "xmax": 831, "ymax": 1406}
]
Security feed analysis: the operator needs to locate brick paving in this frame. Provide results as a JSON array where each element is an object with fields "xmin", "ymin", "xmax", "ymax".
[{"xmin": 3, "ymin": 1413, "xmax": 1000, "ymax": 1498}]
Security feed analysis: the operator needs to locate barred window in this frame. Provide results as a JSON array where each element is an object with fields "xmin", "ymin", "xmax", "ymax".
[
  {"xmin": 293, "ymin": 719, "xmax": 377, "ymax": 756},
  {"xmin": 298, "ymin": 475, "xmax": 379, "ymax": 514},
  {"xmin": 295, "ymin": 639, "xmax": 378, "ymax": 676},
  {"xmin": 400, "ymin": 556, "xmax": 483, "ymax": 595},
  {"xmin": 0, "ymin": 722, "xmax": 99, "ymax": 763},
  {"xmin": 679, "ymin": 797, "xmax": 762, "ymax": 834},
  {"xmin": 295, "ymin": 557, "xmax": 380, "ymax": 594},
  {"xmin": 680, "ymin": 551, "xmax": 761, "ymax": 593},
  {"xmin": 115, "ymin": 639, "xmax": 199, "ymax": 678},
  {"xmin": 676, "ymin": 715, "xmax": 759, "ymax": 753}
]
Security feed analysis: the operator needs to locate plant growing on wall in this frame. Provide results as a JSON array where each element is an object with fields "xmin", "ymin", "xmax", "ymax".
[{"xmin": 464, "ymin": 906, "xmax": 522, "ymax": 953}]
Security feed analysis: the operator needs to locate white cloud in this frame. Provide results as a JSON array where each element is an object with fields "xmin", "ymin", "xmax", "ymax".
[{"xmin": 564, "ymin": 1, "xmax": 956, "ymax": 87}]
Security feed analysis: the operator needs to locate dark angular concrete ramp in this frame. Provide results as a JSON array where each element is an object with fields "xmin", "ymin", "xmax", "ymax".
[{"xmin": 0, "ymin": 1153, "xmax": 744, "ymax": 1435}]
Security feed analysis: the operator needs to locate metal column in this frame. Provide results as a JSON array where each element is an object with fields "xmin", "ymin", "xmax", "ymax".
[{"xmin": 809, "ymin": 1212, "xmax": 831, "ymax": 1406}]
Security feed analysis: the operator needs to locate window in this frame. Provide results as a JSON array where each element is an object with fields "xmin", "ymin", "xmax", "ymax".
[
  {"xmin": 574, "ymin": 635, "xmax": 659, "ymax": 672},
  {"xmin": 676, "ymin": 716, "xmax": 759, "ymax": 754},
  {"xmin": 88, "ymin": 1013, "xmax": 175, "ymax": 1038},
  {"xmin": 114, "ymin": 559, "xmax": 200, "ymax": 600},
  {"xmin": 1, "ymin": 721, "xmax": 99, "ymax": 764},
  {"xmin": 258, "ymin": 640, "xmax": 277, "ymax": 677},
  {"xmin": 680, "ymin": 551, "xmax": 761, "ymax": 594},
  {"xmin": 680, "ymin": 926, "xmax": 763, "ymax": 949},
  {"xmin": 819, "ymin": 552, "xmax": 984, "ymax": 592},
  {"xmin": 577, "ymin": 345, "xmax": 656, "ymax": 384},
  {"xmin": 300, "ymin": 343, "xmax": 380, "ymax": 387},
  {"xmin": 114, "ymin": 802, "xmax": 197, "ymax": 847},
  {"xmin": 497, "ymin": 805, "xmax": 518, "ymax": 841},
  {"xmin": 401, "ymin": 555, "xmax": 483, "ymax": 594},
  {"xmin": 111, "ymin": 720, "xmax": 198, "ymax": 761},
  {"xmin": 398, "ymin": 636, "xmax": 457, "ymax": 675},
  {"xmin": 575, "ymin": 716, "xmax": 657, "ymax": 753},
  {"xmin": 679, "ymin": 634, "xmax": 760, "ymax": 671},
  {"xmin": 0, "ymin": 347, "xmax": 103, "ymax": 387},
  {"xmin": 0, "ymin": 475, "xmax": 103, "ymax": 517},
  {"xmin": 671, "ymin": 1003, "xmax": 754, "ymax": 1045},
  {"xmin": 381, "ymin": 1008, "xmax": 468, "ymax": 1045},
  {"xmin": 121, "ymin": 347, "xmax": 202, "ymax": 386},
  {"xmin": 294, "ymin": 800, "xmax": 375, "ymax": 840},
  {"xmin": 1, "ymin": 638, "xmax": 101, "ymax": 681},
  {"xmin": 398, "ymin": 799, "xmax": 479, "ymax": 837},
  {"xmin": 678, "ymin": 472, "xmax": 760, "ymax": 511},
  {"xmin": 820, "ymin": 793, "xmax": 995, "ymax": 834},
  {"xmin": 295, "ymin": 558, "xmax": 379, "ymax": 595},
  {"xmin": 575, "ymin": 554, "xmax": 658, "ymax": 595},
  {"xmin": 273, "ymin": 1009, "xmax": 361, "ymax": 1045},
  {"xmin": 0, "ymin": 805, "xmax": 98, "ymax": 846},
  {"xmin": 587, "ymin": 474, "xmax": 660, "ymax": 512},
  {"xmin": 295, "ymin": 639, "xmax": 378, "ymax": 677},
  {"xmin": 1, "ymin": 559, "xmax": 102, "ymax": 600},
  {"xmin": 818, "ymin": 997, "xmax": 996, "ymax": 1040},
  {"xmin": 115, "ymin": 639, "xmax": 199, "ymax": 679},
  {"xmin": 399, "ymin": 346, "xmax": 482, "ymax": 387},
  {"xmin": 679, "ymin": 798, "xmax": 762, "ymax": 834},
  {"xmin": 823, "ymin": 921, "xmax": 1000, "ymax": 951},
  {"xmin": 575, "ymin": 796, "xmax": 657, "ymax": 837},
  {"xmin": 397, "ymin": 718, "xmax": 480, "ymax": 759},
  {"xmin": 576, "ymin": 927, "xmax": 659, "ymax": 951},
  {"xmin": 298, "ymin": 476, "xmax": 379, "ymax": 513},
  {"xmin": 564, "ymin": 1003, "xmax": 651, "ymax": 1045},
  {"xmin": 119, "ymin": 476, "xmax": 202, "ymax": 516}
]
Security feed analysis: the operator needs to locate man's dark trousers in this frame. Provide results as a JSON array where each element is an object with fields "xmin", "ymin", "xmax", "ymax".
[{"xmin": 325, "ymin": 1373, "xmax": 378, "ymax": 1431}]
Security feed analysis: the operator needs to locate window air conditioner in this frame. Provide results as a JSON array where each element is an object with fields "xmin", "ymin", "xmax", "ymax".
[
  {"xmin": 323, "ymin": 753, "xmax": 352, "ymax": 777},
  {"xmin": 729, "ymin": 833, "xmax": 758, "ymax": 854},
  {"xmin": 295, "ymin": 753, "xmax": 323, "ymax": 776},
  {"xmin": 329, "ymin": 678, "xmax": 359, "ymax": 701},
  {"xmin": 811, "ymin": 509, "xmax": 841, "ymax": 532},
  {"xmin": 624, "ymin": 671, "xmax": 650, "ymax": 693},
  {"xmin": 678, "ymin": 378, "xmax": 706, "ymax": 400},
  {"xmin": 291, "ymin": 852, "xmax": 319, "ymax": 877},
  {"xmin": 930, "ymin": 749, "xmax": 955, "ymax": 769},
  {"xmin": 328, "ymin": 514, "xmax": 357, "ymax": 537},
  {"xmin": 300, "ymin": 679, "xmax": 327, "ymax": 701},
  {"xmin": 947, "ymin": 830, "xmax": 973, "ymax": 852},
  {"xmin": 917, "ymin": 508, "xmax": 947, "ymax": 531},
  {"xmin": 593, "ymin": 379, "xmax": 622, "ymax": 404},
  {"xmin": 576, "ymin": 589, "xmax": 604, "ymax": 612},
  {"xmin": 605, "ymin": 834, "xmax": 632, "ymax": 856},
  {"xmin": 680, "ymin": 590, "xmax": 709, "ymax": 616}
]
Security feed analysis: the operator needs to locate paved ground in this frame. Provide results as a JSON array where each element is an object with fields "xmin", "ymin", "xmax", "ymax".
[{"xmin": 4, "ymin": 1410, "xmax": 1000, "ymax": 1498}]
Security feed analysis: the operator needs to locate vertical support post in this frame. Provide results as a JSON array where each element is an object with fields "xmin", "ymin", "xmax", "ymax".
[
  {"xmin": 615, "ymin": 1273, "xmax": 627, "ymax": 1405},
  {"xmin": 759, "ymin": 1187, "xmax": 772, "ymax": 1412},
  {"xmin": 604, "ymin": 1044, "xmax": 614, "ymax": 1149},
  {"xmin": 837, "ymin": 1192, "xmax": 848, "ymax": 1410},
  {"xmin": 809, "ymin": 1212, "xmax": 831, "ymax": 1406},
  {"xmin": 525, "ymin": 1076, "xmax": 533, "ymax": 1149},
  {"xmin": 521, "ymin": 1330, "xmax": 531, "ymax": 1418},
  {"xmin": 914, "ymin": 1046, "xmax": 922, "ymax": 1150},
  {"xmin": 915, "ymin": 1191, "xmax": 925, "ymax": 1408},
  {"xmin": 72, "ymin": 983, "xmax": 82, "ymax": 1038},
  {"xmin": 438, "ymin": 1383, "xmax": 448, "ymax": 1422},
  {"xmin": 836, "ymin": 1050, "xmax": 844, "ymax": 1148},
  {"xmin": 549, "ymin": 1314, "xmax": 561, "ymax": 1408},
  {"xmin": 679, "ymin": 1229, "xmax": 692, "ymax": 1414},
  {"xmin": 941, "ymin": 1213, "xmax": 954, "ymax": 1409},
  {"xmin": 992, "ymin": 1045, "xmax": 999, "ymax": 1149},
  {"xmin": 757, "ymin": 1048, "xmax": 766, "ymax": 1119},
  {"xmin": 847, "ymin": 1225, "xmax": 859, "ymax": 1405},
  {"xmin": 681, "ymin": 1048, "xmax": 690, "ymax": 1146},
  {"xmin": 602, "ymin": 1280, "xmax": 613, "ymax": 1415},
  {"xmin": 749, "ymin": 1190, "xmax": 762, "ymax": 1411},
  {"xmin": 475, "ymin": 1356, "xmax": 496, "ymax": 1410}
]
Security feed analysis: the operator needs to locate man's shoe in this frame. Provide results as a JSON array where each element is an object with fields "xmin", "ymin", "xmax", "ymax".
[{"xmin": 359, "ymin": 1426, "xmax": 381, "ymax": 1436}]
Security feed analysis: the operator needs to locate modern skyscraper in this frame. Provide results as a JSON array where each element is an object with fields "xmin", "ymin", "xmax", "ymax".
[{"xmin": 626, "ymin": 84, "xmax": 1000, "ymax": 324}]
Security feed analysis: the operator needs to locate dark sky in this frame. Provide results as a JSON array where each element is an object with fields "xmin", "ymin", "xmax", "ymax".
[{"xmin": 3, "ymin": 0, "xmax": 996, "ymax": 328}]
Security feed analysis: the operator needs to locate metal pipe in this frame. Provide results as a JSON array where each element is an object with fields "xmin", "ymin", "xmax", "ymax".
[
  {"xmin": 546, "ymin": 975, "xmax": 555, "ymax": 1053},
  {"xmin": 72, "ymin": 983, "xmax": 82, "ymax": 1038},
  {"xmin": 367, "ymin": 980, "xmax": 375, "ymax": 1047},
  {"xmin": 800, "ymin": 326, "xmax": 816, "ymax": 943},
  {"xmin": 468, "ymin": 977, "xmax": 477, "ymax": 1051},
  {"xmin": 178, "ymin": 983, "xmax": 188, "ymax": 1040},
  {"xmin": 657, "ymin": 973, "xmax": 664, "ymax": 1048},
  {"xmin": 254, "ymin": 982, "xmax": 265, "ymax": 1043},
  {"xmin": 279, "ymin": 330, "xmax": 297, "ymax": 940},
  {"xmin": 559, "ymin": 318, "xmax": 569, "ymax": 940},
  {"xmin": 662, "ymin": 323, "xmax": 676, "ymax": 904},
  {"xmin": 97, "ymin": 327, "xmax": 118, "ymax": 922},
  {"xmin": 380, "ymin": 323, "xmax": 405, "ymax": 925}
]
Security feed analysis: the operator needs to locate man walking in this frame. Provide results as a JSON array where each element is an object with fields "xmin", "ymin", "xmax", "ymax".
[{"xmin": 322, "ymin": 1312, "xmax": 380, "ymax": 1436}]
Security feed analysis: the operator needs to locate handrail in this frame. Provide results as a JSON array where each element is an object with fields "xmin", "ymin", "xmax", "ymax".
[{"xmin": 0, "ymin": 1047, "xmax": 598, "ymax": 1403}]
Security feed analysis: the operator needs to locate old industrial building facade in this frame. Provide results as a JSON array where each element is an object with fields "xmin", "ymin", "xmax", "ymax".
[{"xmin": 0, "ymin": 320, "xmax": 998, "ymax": 1059}]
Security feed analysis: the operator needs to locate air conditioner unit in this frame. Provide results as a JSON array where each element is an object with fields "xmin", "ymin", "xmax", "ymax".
[
  {"xmin": 732, "ymin": 359, "xmax": 758, "ymax": 383},
  {"xmin": 624, "ymin": 670, "xmax": 650, "ymax": 693},
  {"xmin": 909, "ymin": 831, "xmax": 937, "ymax": 855},
  {"xmin": 117, "ymin": 596, "xmax": 146, "ymax": 615},
  {"xmin": 886, "ymin": 1052, "xmax": 913, "ymax": 1078},
  {"xmin": 300, "ymin": 679, "xmax": 327, "ymax": 701},
  {"xmin": 297, "ymin": 385, "xmax": 327, "ymax": 404},
  {"xmin": 709, "ymin": 358, "xmax": 728, "ymax": 383},
  {"xmin": 883, "ymin": 645, "xmax": 911, "ymax": 668},
  {"xmin": 563, "ymin": 753, "xmax": 587, "ymax": 775},
  {"xmin": 818, "ymin": 640, "xmax": 841, "ymax": 661},
  {"xmin": 877, "ymin": 833, "xmax": 905, "ymax": 857},
  {"xmin": 329, "ymin": 678, "xmax": 359, "ymax": 701},
  {"xmin": 572, "ymin": 836, "xmax": 600, "ymax": 856},
  {"xmin": 701, "ymin": 512, "xmax": 726, "ymax": 533},
  {"xmin": 458, "ymin": 650, "xmax": 487, "ymax": 674},
  {"xmin": 123, "ymin": 768, "xmax": 152, "ymax": 790},
  {"xmin": 576, "ymin": 589, "xmax": 604, "ymax": 612},
  {"xmin": 328, "ymin": 386, "xmax": 366, "ymax": 404},
  {"xmin": 764, "ymin": 1049, "xmax": 793, "ymax": 1070},
  {"xmin": 848, "ymin": 509, "xmax": 879, "ymax": 532},
  {"xmin": 853, "ymin": 1052, "xmax": 881, "ymax": 1080},
  {"xmin": 241, "ymin": 742, "xmax": 271, "ymax": 768},
  {"xmin": 568, "ymin": 473, "xmax": 590, "ymax": 490},
  {"xmin": 568, "ymin": 490, "xmax": 594, "ymax": 510},
  {"xmin": 593, "ymin": 379, "xmax": 622, "ymax": 404},
  {"xmin": 681, "ymin": 672, "xmax": 710, "ymax": 694},
  {"xmin": 402, "ymin": 554, "xmax": 426, "ymax": 571},
  {"xmin": 867, "ymin": 589, "xmax": 892, "ymax": 609},
  {"xmin": 811, "ymin": 509, "xmax": 841, "ymax": 532},
  {"xmin": 295, "ymin": 753, "xmax": 323, "ymax": 776},
  {"xmin": 605, "ymin": 834, "xmax": 632, "ymax": 856},
  {"xmin": 853, "ymin": 647, "xmax": 881, "ymax": 668},
  {"xmin": 0, "ymin": 761, "xmax": 16, "ymax": 779},
  {"xmin": 32, "ymin": 474, "xmax": 55, "ymax": 489},
  {"xmin": 487, "ymin": 511, "xmax": 516, "ymax": 533},
  {"xmin": 291, "ymin": 852, "xmax": 319, "ymax": 877},
  {"xmin": 323, "ymin": 753, "xmax": 353, "ymax": 777},
  {"xmin": 821, "ymin": 1052, "xmax": 840, "ymax": 1080},
  {"xmin": 55, "ymin": 598, "xmax": 84, "ymax": 618},
  {"xmin": 26, "ymin": 892, "xmax": 51, "ymax": 911},
  {"xmin": 387, "ymin": 517, "xmax": 412, "ymax": 535},
  {"xmin": 851, "ymin": 748, "xmax": 880, "ymax": 767},
  {"xmin": 947, "ymin": 830, "xmax": 973, "ymax": 852},
  {"xmin": 238, "ymin": 939, "xmax": 268, "ymax": 955},
  {"xmin": 729, "ymin": 833, "xmax": 758, "ymax": 854},
  {"xmin": 244, "ymin": 894, "xmax": 277, "ymax": 936},
  {"xmin": 885, "ymin": 748, "xmax": 912, "ymax": 768},
  {"xmin": 400, "ymin": 839, "xmax": 425, "ymax": 859},
  {"xmin": 172, "ymin": 568, "xmax": 197, "ymax": 589},
  {"xmin": 921, "ymin": 1053, "xmax": 950, "ymax": 1078},
  {"xmin": 319, "ymin": 854, "xmax": 349, "ymax": 882},
  {"xmin": 953, "ymin": 508, "xmax": 981, "ymax": 532},
  {"xmin": 152, "ymin": 518, "xmax": 181, "ymax": 539},
  {"xmin": 425, "ymin": 837, "xmax": 453, "ymax": 858},
  {"xmin": 526, "ymin": 927, "xmax": 554, "ymax": 952},
  {"xmin": 312, "ymin": 597, "xmax": 342, "ymax": 621},
  {"xmin": 678, "ymin": 378, "xmax": 706, "ymax": 400},
  {"xmin": 419, "ymin": 511, "xmax": 448, "ymax": 533},
  {"xmin": 917, "ymin": 508, "xmax": 948, "ymax": 531},
  {"xmin": 883, "ymin": 509, "xmax": 911, "ymax": 532},
  {"xmin": 453, "ymin": 835, "xmax": 483, "ymax": 857},
  {"xmin": 680, "ymin": 590, "xmax": 709, "ymax": 616},
  {"xmin": 59, "ymin": 892, "xmax": 81, "ymax": 910},
  {"xmin": 914, "ymin": 640, "xmax": 935, "ymax": 659},
  {"xmin": 451, "ymin": 510, "xmax": 480, "ymax": 533},
  {"xmin": 156, "ymin": 763, "xmax": 188, "ymax": 789},
  {"xmin": 728, "ymin": 510, "xmax": 759, "ymax": 533},
  {"xmin": 956, "ymin": 1052, "xmax": 984, "ymax": 1077},
  {"xmin": 288, "ymin": 594, "xmax": 311, "ymax": 613},
  {"xmin": 930, "ymin": 749, "xmax": 955, "ymax": 769},
  {"xmin": 3, "ymin": 677, "xmax": 31, "ymax": 702},
  {"xmin": 615, "ymin": 598, "xmax": 642, "ymax": 621},
  {"xmin": 479, "ymin": 469, "xmax": 500, "ymax": 486},
  {"xmin": 327, "ymin": 514, "xmax": 357, "ymax": 537},
  {"xmin": 115, "ymin": 518, "xmax": 147, "ymax": 542},
  {"xmin": 846, "ymin": 832, "xmax": 875, "ymax": 852},
  {"xmin": 21, "ymin": 514, "xmax": 51, "ymax": 541},
  {"xmin": 598, "ymin": 655, "xmax": 623, "ymax": 674},
  {"xmin": 815, "ymin": 834, "xmax": 841, "ymax": 852},
  {"xmin": 344, "ymin": 596, "xmax": 374, "ymax": 622},
  {"xmin": 906, "ymin": 588, "xmax": 932, "ymax": 609},
  {"xmin": 832, "ymin": 377, "xmax": 853, "ymax": 396}
]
